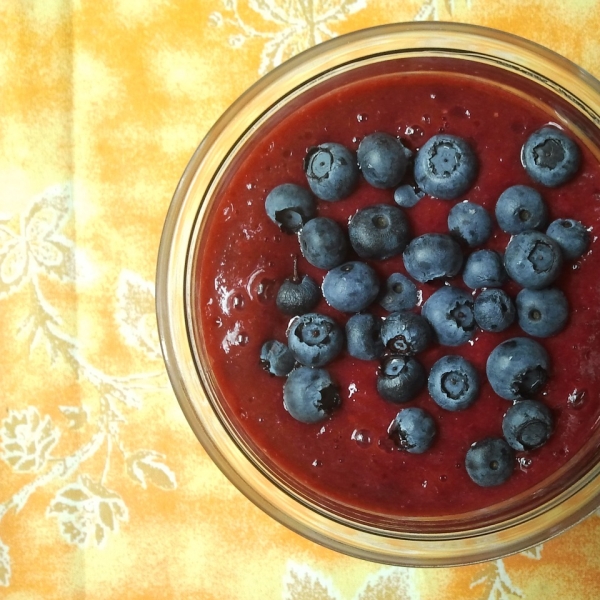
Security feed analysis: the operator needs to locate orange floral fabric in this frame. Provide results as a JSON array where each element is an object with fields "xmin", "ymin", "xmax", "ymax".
[{"xmin": 1, "ymin": 1, "xmax": 600, "ymax": 598}]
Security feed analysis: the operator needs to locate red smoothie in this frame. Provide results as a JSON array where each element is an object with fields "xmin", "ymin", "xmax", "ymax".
[{"xmin": 193, "ymin": 58, "xmax": 600, "ymax": 520}]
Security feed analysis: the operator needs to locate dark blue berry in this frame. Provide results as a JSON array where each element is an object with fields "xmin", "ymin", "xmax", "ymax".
[
  {"xmin": 546, "ymin": 218, "xmax": 590, "ymax": 260},
  {"xmin": 465, "ymin": 438, "xmax": 514, "ymax": 487},
  {"xmin": 414, "ymin": 134, "xmax": 478, "ymax": 200},
  {"xmin": 516, "ymin": 287, "xmax": 569, "ymax": 337},
  {"xmin": 521, "ymin": 126, "xmax": 581, "ymax": 187},
  {"xmin": 260, "ymin": 340, "xmax": 295, "ymax": 377},
  {"xmin": 473, "ymin": 288, "xmax": 516, "ymax": 332},
  {"xmin": 448, "ymin": 201, "xmax": 492, "ymax": 247},
  {"xmin": 348, "ymin": 204, "xmax": 411, "ymax": 260},
  {"xmin": 304, "ymin": 142, "xmax": 359, "ymax": 200},
  {"xmin": 276, "ymin": 266, "xmax": 320, "ymax": 316},
  {"xmin": 462, "ymin": 249, "xmax": 507, "ymax": 289},
  {"xmin": 394, "ymin": 184, "xmax": 424, "ymax": 208},
  {"xmin": 322, "ymin": 261, "xmax": 380, "ymax": 313},
  {"xmin": 287, "ymin": 313, "xmax": 344, "ymax": 367},
  {"xmin": 265, "ymin": 183, "xmax": 317, "ymax": 233},
  {"xmin": 422, "ymin": 286, "xmax": 476, "ymax": 346},
  {"xmin": 345, "ymin": 313, "xmax": 384, "ymax": 360},
  {"xmin": 377, "ymin": 356, "xmax": 426, "ymax": 404},
  {"xmin": 388, "ymin": 407, "xmax": 436, "ymax": 454},
  {"xmin": 357, "ymin": 132, "xmax": 411, "ymax": 188},
  {"xmin": 299, "ymin": 217, "xmax": 348, "ymax": 270},
  {"xmin": 504, "ymin": 230, "xmax": 563, "ymax": 289},
  {"xmin": 283, "ymin": 366, "xmax": 341, "ymax": 423},
  {"xmin": 403, "ymin": 233, "xmax": 463, "ymax": 283},
  {"xmin": 495, "ymin": 185, "xmax": 547, "ymax": 234},
  {"xmin": 428, "ymin": 355, "xmax": 479, "ymax": 411},
  {"xmin": 378, "ymin": 273, "xmax": 419, "ymax": 312},
  {"xmin": 380, "ymin": 311, "xmax": 432, "ymax": 355},
  {"xmin": 486, "ymin": 337, "xmax": 550, "ymax": 401},
  {"xmin": 502, "ymin": 399, "xmax": 554, "ymax": 451}
]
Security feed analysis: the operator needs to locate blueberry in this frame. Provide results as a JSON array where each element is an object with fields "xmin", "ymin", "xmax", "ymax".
[
  {"xmin": 345, "ymin": 313, "xmax": 384, "ymax": 360},
  {"xmin": 516, "ymin": 287, "xmax": 569, "ymax": 337},
  {"xmin": 486, "ymin": 337, "xmax": 550, "ymax": 401},
  {"xmin": 265, "ymin": 183, "xmax": 317, "ymax": 233},
  {"xmin": 378, "ymin": 273, "xmax": 419, "ymax": 312},
  {"xmin": 304, "ymin": 142, "xmax": 359, "ymax": 201},
  {"xmin": 377, "ymin": 355, "xmax": 426, "ymax": 404},
  {"xmin": 380, "ymin": 311, "xmax": 432, "ymax": 356},
  {"xmin": 495, "ymin": 185, "xmax": 548, "ymax": 234},
  {"xmin": 462, "ymin": 249, "xmax": 507, "ymax": 289},
  {"xmin": 473, "ymin": 288, "xmax": 516, "ymax": 332},
  {"xmin": 422, "ymin": 286, "xmax": 476, "ymax": 346},
  {"xmin": 388, "ymin": 407, "xmax": 436, "ymax": 454},
  {"xmin": 502, "ymin": 399, "xmax": 554, "ymax": 451},
  {"xmin": 521, "ymin": 126, "xmax": 581, "ymax": 187},
  {"xmin": 414, "ymin": 134, "xmax": 478, "ymax": 199},
  {"xmin": 546, "ymin": 218, "xmax": 591, "ymax": 260},
  {"xmin": 504, "ymin": 230, "xmax": 563, "ymax": 289},
  {"xmin": 322, "ymin": 261, "xmax": 380, "ymax": 313},
  {"xmin": 276, "ymin": 260, "xmax": 320, "ymax": 316},
  {"xmin": 357, "ymin": 132, "xmax": 411, "ymax": 188},
  {"xmin": 283, "ymin": 366, "xmax": 341, "ymax": 423},
  {"xmin": 465, "ymin": 437, "xmax": 514, "ymax": 487},
  {"xmin": 348, "ymin": 204, "xmax": 411, "ymax": 260},
  {"xmin": 287, "ymin": 313, "xmax": 344, "ymax": 367},
  {"xmin": 448, "ymin": 201, "xmax": 492, "ymax": 247},
  {"xmin": 260, "ymin": 340, "xmax": 296, "ymax": 377},
  {"xmin": 299, "ymin": 217, "xmax": 348, "ymax": 270},
  {"xmin": 428, "ymin": 355, "xmax": 479, "ymax": 411},
  {"xmin": 403, "ymin": 233, "xmax": 463, "ymax": 283},
  {"xmin": 394, "ymin": 184, "xmax": 424, "ymax": 208}
]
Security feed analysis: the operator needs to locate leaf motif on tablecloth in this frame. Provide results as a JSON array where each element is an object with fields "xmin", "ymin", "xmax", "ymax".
[
  {"xmin": 356, "ymin": 566, "xmax": 419, "ymax": 600},
  {"xmin": 470, "ymin": 559, "xmax": 523, "ymax": 600},
  {"xmin": 0, "ymin": 540, "xmax": 10, "ymax": 587},
  {"xmin": 115, "ymin": 269, "xmax": 161, "ymax": 360},
  {"xmin": 59, "ymin": 405, "xmax": 89, "ymax": 430},
  {"xmin": 46, "ymin": 475, "xmax": 129, "ymax": 548},
  {"xmin": 520, "ymin": 544, "xmax": 543, "ymax": 560},
  {"xmin": 0, "ymin": 407, "xmax": 60, "ymax": 472},
  {"xmin": 415, "ymin": 0, "xmax": 473, "ymax": 20},
  {"xmin": 284, "ymin": 562, "xmax": 340, "ymax": 600},
  {"xmin": 126, "ymin": 450, "xmax": 177, "ymax": 490}
]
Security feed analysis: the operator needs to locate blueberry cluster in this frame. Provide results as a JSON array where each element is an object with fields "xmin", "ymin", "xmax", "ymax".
[{"xmin": 260, "ymin": 126, "xmax": 590, "ymax": 487}]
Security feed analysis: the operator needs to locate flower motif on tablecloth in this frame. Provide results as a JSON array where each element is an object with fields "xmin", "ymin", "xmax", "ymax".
[
  {"xmin": 46, "ymin": 475, "xmax": 129, "ymax": 548},
  {"xmin": 0, "ymin": 407, "xmax": 60, "ymax": 473}
]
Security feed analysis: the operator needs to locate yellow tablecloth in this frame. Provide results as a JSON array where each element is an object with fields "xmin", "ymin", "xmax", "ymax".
[{"xmin": 2, "ymin": 1, "xmax": 600, "ymax": 598}]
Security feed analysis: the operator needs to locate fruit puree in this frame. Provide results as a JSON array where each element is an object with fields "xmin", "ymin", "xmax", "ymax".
[{"xmin": 193, "ymin": 59, "xmax": 600, "ymax": 518}]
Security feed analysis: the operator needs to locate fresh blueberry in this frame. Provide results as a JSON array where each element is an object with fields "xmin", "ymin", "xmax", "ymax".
[
  {"xmin": 448, "ymin": 201, "xmax": 493, "ymax": 247},
  {"xmin": 495, "ymin": 185, "xmax": 548, "ymax": 234},
  {"xmin": 486, "ymin": 337, "xmax": 550, "ymax": 401},
  {"xmin": 260, "ymin": 340, "xmax": 296, "ymax": 377},
  {"xmin": 304, "ymin": 142, "xmax": 359, "ymax": 201},
  {"xmin": 414, "ymin": 134, "xmax": 478, "ymax": 200},
  {"xmin": 287, "ymin": 313, "xmax": 344, "ymax": 367},
  {"xmin": 502, "ymin": 399, "xmax": 554, "ymax": 451},
  {"xmin": 504, "ymin": 230, "xmax": 563, "ymax": 289},
  {"xmin": 377, "ymin": 355, "xmax": 426, "ymax": 404},
  {"xmin": 422, "ymin": 286, "xmax": 476, "ymax": 346},
  {"xmin": 345, "ymin": 313, "xmax": 384, "ymax": 360},
  {"xmin": 516, "ymin": 287, "xmax": 569, "ymax": 337},
  {"xmin": 388, "ymin": 407, "xmax": 436, "ymax": 454},
  {"xmin": 357, "ymin": 132, "xmax": 411, "ymax": 188},
  {"xmin": 394, "ymin": 184, "xmax": 425, "ymax": 208},
  {"xmin": 322, "ymin": 261, "xmax": 380, "ymax": 313},
  {"xmin": 265, "ymin": 183, "xmax": 317, "ymax": 233},
  {"xmin": 276, "ymin": 260, "xmax": 320, "ymax": 316},
  {"xmin": 428, "ymin": 355, "xmax": 479, "ymax": 411},
  {"xmin": 546, "ymin": 218, "xmax": 591, "ymax": 260},
  {"xmin": 348, "ymin": 204, "xmax": 411, "ymax": 260},
  {"xmin": 473, "ymin": 288, "xmax": 516, "ymax": 332},
  {"xmin": 378, "ymin": 273, "xmax": 419, "ymax": 312},
  {"xmin": 299, "ymin": 216, "xmax": 348, "ymax": 270},
  {"xmin": 403, "ymin": 233, "xmax": 463, "ymax": 283},
  {"xmin": 465, "ymin": 437, "xmax": 514, "ymax": 487},
  {"xmin": 521, "ymin": 126, "xmax": 581, "ymax": 187},
  {"xmin": 283, "ymin": 366, "xmax": 341, "ymax": 423},
  {"xmin": 380, "ymin": 311, "xmax": 432, "ymax": 356},
  {"xmin": 462, "ymin": 249, "xmax": 507, "ymax": 289}
]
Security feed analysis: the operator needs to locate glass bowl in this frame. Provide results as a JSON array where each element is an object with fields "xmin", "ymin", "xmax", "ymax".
[{"xmin": 156, "ymin": 22, "xmax": 600, "ymax": 566}]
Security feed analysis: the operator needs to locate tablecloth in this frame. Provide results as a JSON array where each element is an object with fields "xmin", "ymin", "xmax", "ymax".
[{"xmin": 2, "ymin": 1, "xmax": 600, "ymax": 598}]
